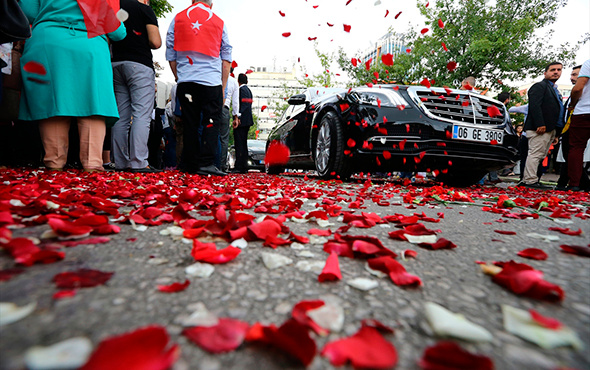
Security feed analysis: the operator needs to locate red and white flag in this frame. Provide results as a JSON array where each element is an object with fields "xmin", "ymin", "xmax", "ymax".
[
  {"xmin": 77, "ymin": 0, "xmax": 121, "ymax": 38},
  {"xmin": 174, "ymin": 2, "xmax": 224, "ymax": 57}
]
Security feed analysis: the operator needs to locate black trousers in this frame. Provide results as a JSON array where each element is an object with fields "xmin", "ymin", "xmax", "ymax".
[
  {"xmin": 177, "ymin": 82, "xmax": 223, "ymax": 172},
  {"xmin": 234, "ymin": 125, "xmax": 250, "ymax": 171}
]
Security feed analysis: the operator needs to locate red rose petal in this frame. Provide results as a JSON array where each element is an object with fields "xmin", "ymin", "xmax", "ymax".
[
  {"xmin": 48, "ymin": 218, "xmax": 93, "ymax": 238},
  {"xmin": 23, "ymin": 61, "xmax": 47, "ymax": 75},
  {"xmin": 491, "ymin": 261, "xmax": 564, "ymax": 302},
  {"xmin": 446, "ymin": 61, "xmax": 457, "ymax": 72},
  {"xmin": 292, "ymin": 300, "xmax": 327, "ymax": 335},
  {"xmin": 81, "ymin": 326, "xmax": 180, "ymax": 370},
  {"xmin": 361, "ymin": 319, "xmax": 395, "ymax": 334},
  {"xmin": 187, "ymin": 56, "xmax": 193, "ymax": 65},
  {"xmin": 53, "ymin": 269, "xmax": 114, "ymax": 289},
  {"xmin": 384, "ymin": 9, "xmax": 389, "ymax": 17},
  {"xmin": 53, "ymin": 290, "xmax": 77, "ymax": 299},
  {"xmin": 264, "ymin": 141, "xmax": 290, "ymax": 166},
  {"xmin": 381, "ymin": 53, "xmax": 394, "ymax": 66},
  {"xmin": 403, "ymin": 249, "xmax": 418, "ymax": 258},
  {"xmin": 419, "ymin": 341, "xmax": 493, "ymax": 370},
  {"xmin": 438, "ymin": 19, "xmax": 445, "ymax": 28},
  {"xmin": 420, "ymin": 78, "xmax": 431, "ymax": 88},
  {"xmin": 487, "ymin": 106, "xmax": 501, "ymax": 118},
  {"xmin": 308, "ymin": 228, "xmax": 332, "ymax": 236},
  {"xmin": 0, "ymin": 268, "xmax": 25, "ymax": 282},
  {"xmin": 494, "ymin": 230, "xmax": 516, "ymax": 235},
  {"xmin": 365, "ymin": 58, "xmax": 372, "ymax": 71},
  {"xmin": 395, "ymin": 11, "xmax": 402, "ymax": 19},
  {"xmin": 529, "ymin": 309, "xmax": 563, "ymax": 330},
  {"xmin": 321, "ymin": 326, "xmax": 397, "ymax": 368},
  {"xmin": 420, "ymin": 28, "xmax": 429, "ymax": 35},
  {"xmin": 278, "ymin": 10, "xmax": 285, "ymax": 17},
  {"xmin": 368, "ymin": 256, "xmax": 422, "ymax": 287},
  {"xmin": 549, "ymin": 227, "xmax": 583, "ymax": 236},
  {"xmin": 343, "ymin": 24, "xmax": 351, "ymax": 32},
  {"xmin": 418, "ymin": 238, "xmax": 457, "ymax": 250},
  {"xmin": 319, "ymin": 252, "xmax": 342, "ymax": 282},
  {"xmin": 282, "ymin": 32, "xmax": 291, "ymax": 37},
  {"xmin": 183, "ymin": 318, "xmax": 250, "ymax": 353},
  {"xmin": 191, "ymin": 241, "xmax": 241, "ymax": 264},
  {"xmin": 157, "ymin": 279, "xmax": 190, "ymax": 293},
  {"xmin": 351, "ymin": 58, "xmax": 358, "ymax": 67},
  {"xmin": 559, "ymin": 244, "xmax": 590, "ymax": 257},
  {"xmin": 517, "ymin": 248, "xmax": 548, "ymax": 261}
]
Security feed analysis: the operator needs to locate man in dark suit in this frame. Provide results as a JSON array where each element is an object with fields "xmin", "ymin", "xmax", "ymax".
[
  {"xmin": 520, "ymin": 62, "xmax": 564, "ymax": 189},
  {"xmin": 232, "ymin": 73, "xmax": 253, "ymax": 174}
]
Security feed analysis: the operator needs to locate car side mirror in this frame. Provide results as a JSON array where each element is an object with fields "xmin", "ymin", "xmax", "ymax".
[{"xmin": 288, "ymin": 94, "xmax": 307, "ymax": 105}]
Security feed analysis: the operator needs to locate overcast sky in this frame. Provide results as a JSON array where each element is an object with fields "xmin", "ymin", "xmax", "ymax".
[{"xmin": 153, "ymin": 0, "xmax": 590, "ymax": 86}]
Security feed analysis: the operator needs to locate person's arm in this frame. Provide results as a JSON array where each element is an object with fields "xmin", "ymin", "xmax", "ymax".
[
  {"xmin": 508, "ymin": 104, "xmax": 528, "ymax": 114},
  {"xmin": 231, "ymin": 81, "xmax": 240, "ymax": 117},
  {"xmin": 222, "ymin": 60, "xmax": 230, "ymax": 97},
  {"xmin": 569, "ymin": 76, "xmax": 589, "ymax": 111},
  {"xmin": 146, "ymin": 24, "xmax": 161, "ymax": 49},
  {"xmin": 165, "ymin": 20, "xmax": 178, "ymax": 81},
  {"xmin": 107, "ymin": 21, "xmax": 127, "ymax": 41}
]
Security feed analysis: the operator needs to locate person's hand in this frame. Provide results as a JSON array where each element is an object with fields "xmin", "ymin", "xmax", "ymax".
[
  {"xmin": 552, "ymin": 137, "xmax": 559, "ymax": 145},
  {"xmin": 568, "ymin": 104, "xmax": 575, "ymax": 112},
  {"xmin": 232, "ymin": 117, "xmax": 240, "ymax": 129},
  {"xmin": 536, "ymin": 126, "xmax": 546, "ymax": 134}
]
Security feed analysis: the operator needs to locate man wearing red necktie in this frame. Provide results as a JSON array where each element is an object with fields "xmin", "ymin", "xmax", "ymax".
[{"xmin": 166, "ymin": 0, "xmax": 232, "ymax": 176}]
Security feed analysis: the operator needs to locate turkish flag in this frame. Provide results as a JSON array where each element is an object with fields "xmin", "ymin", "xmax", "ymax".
[
  {"xmin": 174, "ymin": 3, "xmax": 224, "ymax": 57},
  {"xmin": 77, "ymin": 0, "xmax": 121, "ymax": 38}
]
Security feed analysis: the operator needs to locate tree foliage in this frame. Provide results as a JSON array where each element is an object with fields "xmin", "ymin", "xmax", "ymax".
[
  {"xmin": 339, "ymin": 0, "xmax": 588, "ymax": 89},
  {"xmin": 150, "ymin": 0, "xmax": 173, "ymax": 18}
]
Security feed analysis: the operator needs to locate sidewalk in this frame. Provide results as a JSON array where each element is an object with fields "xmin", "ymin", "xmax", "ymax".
[{"xmin": 500, "ymin": 172, "xmax": 559, "ymax": 185}]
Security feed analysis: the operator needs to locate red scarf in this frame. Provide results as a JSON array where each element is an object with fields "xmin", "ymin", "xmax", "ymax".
[
  {"xmin": 77, "ymin": 0, "xmax": 121, "ymax": 38},
  {"xmin": 174, "ymin": 2, "xmax": 224, "ymax": 57}
]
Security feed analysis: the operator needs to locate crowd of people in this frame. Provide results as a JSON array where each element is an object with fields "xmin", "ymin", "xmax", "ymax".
[
  {"xmin": 0, "ymin": 0, "xmax": 253, "ymax": 177},
  {"xmin": 0, "ymin": 1, "xmax": 589, "ymax": 189}
]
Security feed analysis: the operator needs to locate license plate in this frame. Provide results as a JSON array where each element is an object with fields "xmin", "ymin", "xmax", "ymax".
[{"xmin": 452, "ymin": 125, "xmax": 503, "ymax": 144}]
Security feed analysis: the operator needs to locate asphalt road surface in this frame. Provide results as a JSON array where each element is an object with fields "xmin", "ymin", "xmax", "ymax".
[{"xmin": 0, "ymin": 169, "xmax": 588, "ymax": 369}]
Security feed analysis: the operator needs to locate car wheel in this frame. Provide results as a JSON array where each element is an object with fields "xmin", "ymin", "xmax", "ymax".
[
  {"xmin": 436, "ymin": 170, "xmax": 487, "ymax": 187},
  {"xmin": 314, "ymin": 111, "xmax": 351, "ymax": 179}
]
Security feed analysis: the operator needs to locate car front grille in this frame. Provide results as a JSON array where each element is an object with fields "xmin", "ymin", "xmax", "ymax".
[
  {"xmin": 251, "ymin": 154, "xmax": 265, "ymax": 161},
  {"xmin": 407, "ymin": 87, "xmax": 505, "ymax": 126}
]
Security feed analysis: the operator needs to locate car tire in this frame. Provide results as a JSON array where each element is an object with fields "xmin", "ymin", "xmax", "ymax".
[
  {"xmin": 314, "ymin": 111, "xmax": 351, "ymax": 179},
  {"xmin": 436, "ymin": 170, "xmax": 487, "ymax": 187}
]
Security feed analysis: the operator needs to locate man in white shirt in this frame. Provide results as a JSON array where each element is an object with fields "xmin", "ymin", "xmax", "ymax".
[
  {"xmin": 567, "ymin": 59, "xmax": 590, "ymax": 191},
  {"xmin": 219, "ymin": 67, "xmax": 240, "ymax": 172}
]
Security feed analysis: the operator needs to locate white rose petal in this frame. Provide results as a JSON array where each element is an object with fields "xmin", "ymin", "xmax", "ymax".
[
  {"xmin": 425, "ymin": 302, "xmax": 493, "ymax": 342},
  {"xmin": 316, "ymin": 219, "xmax": 334, "ymax": 228},
  {"xmin": 116, "ymin": 9, "xmax": 129, "ymax": 22},
  {"xmin": 9, "ymin": 199, "xmax": 25, "ymax": 207},
  {"xmin": 404, "ymin": 234, "xmax": 438, "ymax": 244},
  {"xmin": 290, "ymin": 242, "xmax": 306, "ymax": 250},
  {"xmin": 181, "ymin": 303, "xmax": 219, "ymax": 327},
  {"xmin": 25, "ymin": 337, "xmax": 93, "ymax": 370},
  {"xmin": 185, "ymin": 262, "xmax": 215, "ymax": 278},
  {"xmin": 502, "ymin": 305, "xmax": 583, "ymax": 350},
  {"xmin": 231, "ymin": 238, "xmax": 248, "ymax": 249},
  {"xmin": 295, "ymin": 260, "xmax": 325, "ymax": 274},
  {"xmin": 0, "ymin": 302, "xmax": 36, "ymax": 326},
  {"xmin": 526, "ymin": 233, "xmax": 560, "ymax": 242},
  {"xmin": 347, "ymin": 278, "xmax": 379, "ymax": 291},
  {"xmin": 365, "ymin": 265, "xmax": 387, "ymax": 278},
  {"xmin": 297, "ymin": 251, "xmax": 315, "ymax": 258},
  {"xmin": 261, "ymin": 252, "xmax": 293, "ymax": 270},
  {"xmin": 307, "ymin": 303, "xmax": 344, "ymax": 333}
]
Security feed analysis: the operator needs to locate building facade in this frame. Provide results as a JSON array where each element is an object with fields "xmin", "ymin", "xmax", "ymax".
[{"xmin": 361, "ymin": 31, "xmax": 408, "ymax": 66}]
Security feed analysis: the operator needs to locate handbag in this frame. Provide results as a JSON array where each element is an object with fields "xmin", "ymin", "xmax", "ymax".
[{"xmin": 0, "ymin": 0, "xmax": 31, "ymax": 44}]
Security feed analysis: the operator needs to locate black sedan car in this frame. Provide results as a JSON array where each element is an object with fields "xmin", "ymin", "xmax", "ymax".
[
  {"xmin": 228, "ymin": 139, "xmax": 266, "ymax": 171},
  {"xmin": 265, "ymin": 86, "xmax": 518, "ymax": 186}
]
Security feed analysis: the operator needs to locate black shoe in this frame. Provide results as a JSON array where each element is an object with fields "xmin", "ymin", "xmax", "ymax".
[
  {"xmin": 103, "ymin": 162, "xmax": 116, "ymax": 171},
  {"xmin": 566, "ymin": 186, "xmax": 581, "ymax": 192},
  {"xmin": 230, "ymin": 168, "xmax": 248, "ymax": 174},
  {"xmin": 195, "ymin": 165, "xmax": 227, "ymax": 176},
  {"xmin": 521, "ymin": 181, "xmax": 549, "ymax": 189},
  {"xmin": 130, "ymin": 165, "xmax": 162, "ymax": 173},
  {"xmin": 555, "ymin": 185, "xmax": 567, "ymax": 191}
]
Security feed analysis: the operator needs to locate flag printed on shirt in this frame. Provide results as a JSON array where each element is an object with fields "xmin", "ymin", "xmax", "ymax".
[
  {"xmin": 77, "ymin": 0, "xmax": 121, "ymax": 38},
  {"xmin": 174, "ymin": 2, "xmax": 224, "ymax": 57}
]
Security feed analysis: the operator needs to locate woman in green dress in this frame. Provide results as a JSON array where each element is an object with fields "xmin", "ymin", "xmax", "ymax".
[{"xmin": 18, "ymin": 0, "xmax": 126, "ymax": 171}]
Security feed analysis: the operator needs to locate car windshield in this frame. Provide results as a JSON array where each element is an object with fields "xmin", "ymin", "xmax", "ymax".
[{"xmin": 305, "ymin": 87, "xmax": 348, "ymax": 102}]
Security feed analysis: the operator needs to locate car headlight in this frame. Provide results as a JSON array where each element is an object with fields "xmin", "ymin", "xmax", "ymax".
[{"xmin": 351, "ymin": 88, "xmax": 410, "ymax": 108}]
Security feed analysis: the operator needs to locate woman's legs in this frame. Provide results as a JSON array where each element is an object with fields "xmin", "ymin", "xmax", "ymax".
[
  {"xmin": 39, "ymin": 117, "xmax": 70, "ymax": 169},
  {"xmin": 78, "ymin": 116, "xmax": 106, "ymax": 170}
]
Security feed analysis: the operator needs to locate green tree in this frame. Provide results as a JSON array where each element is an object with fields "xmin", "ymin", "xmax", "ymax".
[
  {"xmin": 339, "ymin": 0, "xmax": 588, "ymax": 89},
  {"xmin": 270, "ymin": 43, "xmax": 338, "ymax": 117},
  {"xmin": 150, "ymin": 0, "xmax": 173, "ymax": 18}
]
